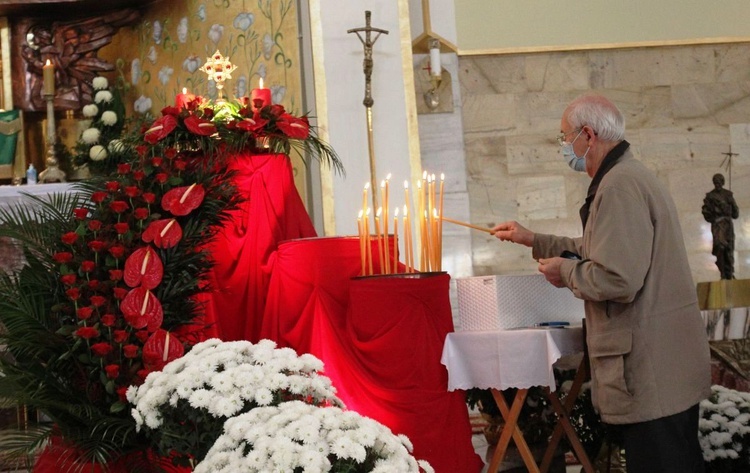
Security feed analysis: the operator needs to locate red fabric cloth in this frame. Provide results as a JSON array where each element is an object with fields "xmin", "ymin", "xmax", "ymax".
[
  {"xmin": 261, "ymin": 237, "xmax": 482, "ymax": 473},
  {"xmin": 203, "ymin": 152, "xmax": 316, "ymax": 342}
]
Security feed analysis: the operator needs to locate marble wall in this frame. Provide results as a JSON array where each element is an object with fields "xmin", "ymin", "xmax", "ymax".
[{"xmin": 458, "ymin": 42, "xmax": 750, "ymax": 286}]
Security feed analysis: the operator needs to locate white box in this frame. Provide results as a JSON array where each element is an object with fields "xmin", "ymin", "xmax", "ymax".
[{"xmin": 456, "ymin": 274, "xmax": 585, "ymax": 331}]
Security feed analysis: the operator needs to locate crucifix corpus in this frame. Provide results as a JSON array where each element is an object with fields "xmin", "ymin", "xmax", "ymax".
[{"xmin": 348, "ymin": 11, "xmax": 388, "ymax": 212}]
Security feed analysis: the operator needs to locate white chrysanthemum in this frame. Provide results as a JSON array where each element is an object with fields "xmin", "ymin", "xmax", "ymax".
[
  {"xmin": 82, "ymin": 104, "xmax": 99, "ymax": 118},
  {"xmin": 101, "ymin": 110, "xmax": 117, "ymax": 126},
  {"xmin": 94, "ymin": 90, "xmax": 113, "ymax": 104},
  {"xmin": 81, "ymin": 127, "xmax": 100, "ymax": 144},
  {"xmin": 89, "ymin": 145, "xmax": 107, "ymax": 161},
  {"xmin": 107, "ymin": 139, "xmax": 125, "ymax": 154},
  {"xmin": 92, "ymin": 76, "xmax": 108, "ymax": 90}
]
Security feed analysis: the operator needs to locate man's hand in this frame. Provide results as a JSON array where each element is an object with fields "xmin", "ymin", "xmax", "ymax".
[
  {"xmin": 538, "ymin": 257, "xmax": 565, "ymax": 287},
  {"xmin": 491, "ymin": 221, "xmax": 534, "ymax": 247}
]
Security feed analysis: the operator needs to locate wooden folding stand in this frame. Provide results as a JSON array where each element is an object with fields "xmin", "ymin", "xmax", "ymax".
[{"xmin": 486, "ymin": 354, "xmax": 595, "ymax": 473}]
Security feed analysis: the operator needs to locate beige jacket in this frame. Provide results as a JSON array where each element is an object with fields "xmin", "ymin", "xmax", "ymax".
[{"xmin": 532, "ymin": 150, "xmax": 711, "ymax": 424}]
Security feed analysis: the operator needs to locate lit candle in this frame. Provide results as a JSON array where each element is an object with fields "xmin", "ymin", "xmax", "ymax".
[
  {"xmin": 375, "ymin": 207, "xmax": 384, "ymax": 273},
  {"xmin": 175, "ymin": 87, "xmax": 196, "ymax": 110},
  {"xmin": 43, "ymin": 59, "xmax": 55, "ymax": 96},
  {"xmin": 438, "ymin": 173, "xmax": 445, "ymax": 271},
  {"xmin": 403, "ymin": 205, "xmax": 412, "ymax": 273},
  {"xmin": 362, "ymin": 183, "xmax": 369, "ymax": 220},
  {"xmin": 393, "ymin": 207, "xmax": 399, "ymax": 273},
  {"xmin": 250, "ymin": 77, "xmax": 271, "ymax": 109},
  {"xmin": 381, "ymin": 180, "xmax": 390, "ymax": 274},
  {"xmin": 429, "ymin": 41, "xmax": 441, "ymax": 77},
  {"xmin": 358, "ymin": 211, "xmax": 365, "ymax": 276},
  {"xmin": 365, "ymin": 208, "xmax": 373, "ymax": 275}
]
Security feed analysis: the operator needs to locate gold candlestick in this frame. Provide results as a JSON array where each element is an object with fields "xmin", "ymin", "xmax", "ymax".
[{"xmin": 38, "ymin": 93, "xmax": 66, "ymax": 183}]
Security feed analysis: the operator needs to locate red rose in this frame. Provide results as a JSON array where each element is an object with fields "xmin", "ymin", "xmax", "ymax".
[
  {"xmin": 161, "ymin": 105, "xmax": 180, "ymax": 117},
  {"xmin": 173, "ymin": 160, "xmax": 187, "ymax": 171},
  {"xmin": 124, "ymin": 186, "xmax": 141, "ymax": 198},
  {"xmin": 77, "ymin": 306, "xmax": 94, "ymax": 320},
  {"xmin": 136, "ymin": 369, "xmax": 151, "ymax": 382},
  {"xmin": 113, "ymin": 287, "xmax": 128, "ymax": 300},
  {"xmin": 135, "ymin": 145, "xmax": 148, "ymax": 157},
  {"xmin": 105, "ymin": 181, "xmax": 120, "ymax": 192},
  {"xmin": 65, "ymin": 287, "xmax": 80, "ymax": 300},
  {"xmin": 91, "ymin": 191, "xmax": 108, "ymax": 204},
  {"xmin": 88, "ymin": 220, "xmax": 103, "ymax": 231},
  {"xmin": 133, "ymin": 170, "xmax": 146, "ymax": 181},
  {"xmin": 123, "ymin": 344, "xmax": 139, "ymax": 358},
  {"xmin": 135, "ymin": 330, "xmax": 149, "ymax": 343},
  {"xmin": 184, "ymin": 115, "xmax": 217, "ymax": 136},
  {"xmin": 114, "ymin": 222, "xmax": 130, "ymax": 234},
  {"xmin": 109, "ymin": 269, "xmax": 123, "ymax": 281},
  {"xmin": 142, "ymin": 193, "xmax": 156, "ymax": 204},
  {"xmin": 276, "ymin": 114, "xmax": 310, "ymax": 139},
  {"xmin": 88, "ymin": 240, "xmax": 106, "ymax": 252},
  {"xmin": 81, "ymin": 260, "xmax": 96, "ymax": 272},
  {"xmin": 91, "ymin": 342, "xmax": 113, "ymax": 357},
  {"xmin": 117, "ymin": 163, "xmax": 132, "ymax": 174},
  {"xmin": 144, "ymin": 115, "xmax": 178, "ymax": 144},
  {"xmin": 109, "ymin": 244, "xmax": 126, "ymax": 259},
  {"xmin": 73, "ymin": 208, "xmax": 89, "ymax": 220},
  {"xmin": 109, "ymin": 201, "xmax": 129, "ymax": 214},
  {"xmin": 155, "ymin": 173, "xmax": 169, "ymax": 184},
  {"xmin": 104, "ymin": 364, "xmax": 120, "ymax": 379},
  {"xmin": 116, "ymin": 386, "xmax": 128, "ymax": 402},
  {"xmin": 151, "ymin": 157, "xmax": 163, "ymax": 167},
  {"xmin": 133, "ymin": 208, "xmax": 149, "ymax": 220},
  {"xmin": 61, "ymin": 274, "xmax": 77, "ymax": 286},
  {"xmin": 164, "ymin": 148, "xmax": 177, "ymax": 159},
  {"xmin": 88, "ymin": 279, "xmax": 100, "ymax": 290},
  {"xmin": 101, "ymin": 314, "xmax": 116, "ymax": 326},
  {"xmin": 113, "ymin": 330, "xmax": 129, "ymax": 343},
  {"xmin": 90, "ymin": 295, "xmax": 107, "ymax": 307},
  {"xmin": 75, "ymin": 326, "xmax": 99, "ymax": 339},
  {"xmin": 61, "ymin": 232, "xmax": 78, "ymax": 245},
  {"xmin": 53, "ymin": 252, "xmax": 73, "ymax": 264}
]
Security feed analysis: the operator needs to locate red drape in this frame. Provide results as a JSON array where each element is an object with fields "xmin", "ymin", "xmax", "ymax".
[
  {"xmin": 202, "ymin": 152, "xmax": 316, "ymax": 342},
  {"xmin": 261, "ymin": 237, "xmax": 482, "ymax": 473}
]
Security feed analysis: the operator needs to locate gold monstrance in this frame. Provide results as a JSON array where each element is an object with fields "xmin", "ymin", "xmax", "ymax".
[
  {"xmin": 200, "ymin": 50, "xmax": 237, "ymax": 103},
  {"xmin": 348, "ymin": 11, "xmax": 388, "ymax": 212}
]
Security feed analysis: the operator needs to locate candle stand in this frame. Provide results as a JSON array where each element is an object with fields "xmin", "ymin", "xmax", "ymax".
[{"xmin": 38, "ymin": 93, "xmax": 66, "ymax": 183}]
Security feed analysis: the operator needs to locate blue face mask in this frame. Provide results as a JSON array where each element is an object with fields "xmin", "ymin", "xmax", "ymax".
[{"xmin": 561, "ymin": 130, "xmax": 589, "ymax": 172}]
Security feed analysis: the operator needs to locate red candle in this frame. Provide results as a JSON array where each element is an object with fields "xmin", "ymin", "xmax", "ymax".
[
  {"xmin": 250, "ymin": 78, "xmax": 271, "ymax": 109},
  {"xmin": 175, "ymin": 88, "xmax": 195, "ymax": 110}
]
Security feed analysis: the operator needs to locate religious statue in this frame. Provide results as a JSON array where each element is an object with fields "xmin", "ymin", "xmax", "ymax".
[{"xmin": 702, "ymin": 173, "xmax": 739, "ymax": 279}]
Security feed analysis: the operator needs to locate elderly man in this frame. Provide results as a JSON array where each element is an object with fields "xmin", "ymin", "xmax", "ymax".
[{"xmin": 493, "ymin": 94, "xmax": 711, "ymax": 473}]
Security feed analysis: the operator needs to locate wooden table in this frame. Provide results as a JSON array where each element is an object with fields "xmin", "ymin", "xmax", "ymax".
[{"xmin": 441, "ymin": 327, "xmax": 594, "ymax": 473}]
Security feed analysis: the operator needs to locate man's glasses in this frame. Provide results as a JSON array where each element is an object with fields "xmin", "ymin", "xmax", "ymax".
[{"xmin": 556, "ymin": 128, "xmax": 581, "ymax": 146}]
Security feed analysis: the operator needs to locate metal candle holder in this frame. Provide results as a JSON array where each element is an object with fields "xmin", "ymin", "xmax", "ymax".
[{"xmin": 38, "ymin": 93, "xmax": 66, "ymax": 183}]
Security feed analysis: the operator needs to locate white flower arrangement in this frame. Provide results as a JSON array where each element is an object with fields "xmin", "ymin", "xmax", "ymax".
[
  {"xmin": 699, "ymin": 385, "xmax": 750, "ymax": 470},
  {"xmin": 195, "ymin": 400, "xmax": 434, "ymax": 473},
  {"xmin": 127, "ymin": 338, "xmax": 344, "ymax": 466},
  {"xmin": 71, "ymin": 75, "xmax": 128, "ymax": 173}
]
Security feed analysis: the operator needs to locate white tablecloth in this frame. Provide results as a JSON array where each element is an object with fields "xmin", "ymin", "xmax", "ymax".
[
  {"xmin": 441, "ymin": 326, "xmax": 584, "ymax": 392},
  {"xmin": 0, "ymin": 183, "xmax": 75, "ymax": 210}
]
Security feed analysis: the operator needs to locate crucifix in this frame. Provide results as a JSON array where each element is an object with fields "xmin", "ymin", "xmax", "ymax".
[
  {"xmin": 720, "ymin": 147, "xmax": 739, "ymax": 189},
  {"xmin": 348, "ymin": 11, "xmax": 388, "ymax": 211}
]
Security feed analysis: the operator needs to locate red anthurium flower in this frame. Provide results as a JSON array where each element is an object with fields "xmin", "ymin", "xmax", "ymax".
[
  {"xmin": 109, "ymin": 244, "xmax": 126, "ymax": 259},
  {"xmin": 133, "ymin": 208, "xmax": 149, "ymax": 220},
  {"xmin": 184, "ymin": 115, "xmax": 217, "ymax": 136},
  {"xmin": 77, "ymin": 306, "xmax": 94, "ymax": 320},
  {"xmin": 142, "ymin": 329, "xmax": 184, "ymax": 371},
  {"xmin": 123, "ymin": 344, "xmax": 139, "ymax": 359},
  {"xmin": 236, "ymin": 116, "xmax": 268, "ymax": 133},
  {"xmin": 53, "ymin": 252, "xmax": 73, "ymax": 264},
  {"xmin": 161, "ymin": 184, "xmax": 205, "ymax": 216},
  {"xmin": 75, "ymin": 326, "xmax": 99, "ymax": 339},
  {"xmin": 65, "ymin": 287, "xmax": 80, "ymax": 300},
  {"xmin": 142, "ymin": 218, "xmax": 182, "ymax": 249},
  {"xmin": 113, "ymin": 330, "xmax": 129, "ymax": 343},
  {"xmin": 73, "ymin": 208, "xmax": 89, "ymax": 220},
  {"xmin": 276, "ymin": 114, "xmax": 310, "ymax": 139},
  {"xmin": 61, "ymin": 274, "xmax": 77, "ymax": 286},
  {"xmin": 105, "ymin": 181, "xmax": 120, "ymax": 192},
  {"xmin": 90, "ymin": 295, "xmax": 107, "ymax": 307},
  {"xmin": 144, "ymin": 115, "xmax": 178, "ymax": 144},
  {"xmin": 117, "ymin": 163, "xmax": 131, "ymax": 174},
  {"xmin": 121, "ymin": 287, "xmax": 163, "ymax": 331},
  {"xmin": 104, "ymin": 364, "xmax": 120, "ymax": 379},
  {"xmin": 61, "ymin": 232, "xmax": 78, "ymax": 245},
  {"xmin": 161, "ymin": 105, "xmax": 180, "ymax": 117},
  {"xmin": 88, "ymin": 220, "xmax": 103, "ymax": 231},
  {"xmin": 124, "ymin": 247, "xmax": 164, "ymax": 289},
  {"xmin": 91, "ymin": 191, "xmax": 108, "ymax": 203},
  {"xmin": 100, "ymin": 314, "xmax": 116, "ymax": 326},
  {"xmin": 109, "ymin": 201, "xmax": 129, "ymax": 214},
  {"xmin": 91, "ymin": 342, "xmax": 113, "ymax": 357}
]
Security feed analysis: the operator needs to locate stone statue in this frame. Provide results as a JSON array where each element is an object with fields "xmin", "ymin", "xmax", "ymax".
[{"xmin": 702, "ymin": 173, "xmax": 739, "ymax": 279}]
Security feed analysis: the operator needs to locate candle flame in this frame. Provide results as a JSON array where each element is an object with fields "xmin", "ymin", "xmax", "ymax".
[
  {"xmin": 380, "ymin": 180, "xmax": 385, "ymax": 188},
  {"xmin": 441, "ymin": 173, "xmax": 445, "ymax": 180},
  {"xmin": 386, "ymin": 173, "xmax": 392, "ymax": 180},
  {"xmin": 403, "ymin": 205, "xmax": 408, "ymax": 215},
  {"xmin": 358, "ymin": 210, "xmax": 363, "ymax": 218},
  {"xmin": 404, "ymin": 180, "xmax": 409, "ymax": 189},
  {"xmin": 364, "ymin": 182, "xmax": 370, "ymax": 190},
  {"xmin": 376, "ymin": 207, "xmax": 382, "ymax": 217},
  {"xmin": 182, "ymin": 87, "xmax": 187, "ymax": 94},
  {"xmin": 394, "ymin": 207, "xmax": 399, "ymax": 217},
  {"xmin": 422, "ymin": 171, "xmax": 427, "ymax": 179}
]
